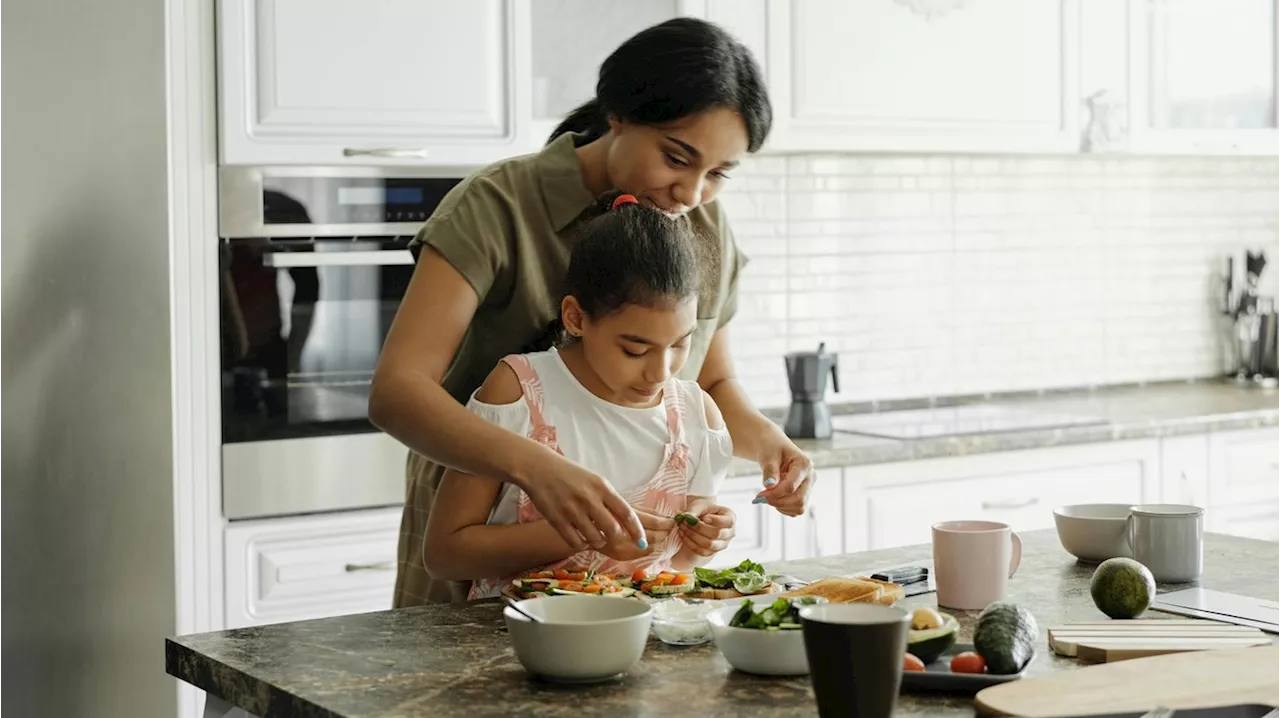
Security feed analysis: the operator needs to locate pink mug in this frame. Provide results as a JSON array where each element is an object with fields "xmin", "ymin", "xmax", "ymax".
[{"xmin": 931, "ymin": 520, "xmax": 1022, "ymax": 610}]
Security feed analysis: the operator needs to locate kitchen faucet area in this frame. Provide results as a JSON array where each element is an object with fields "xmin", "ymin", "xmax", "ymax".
[{"xmin": 4, "ymin": 2, "xmax": 1278, "ymax": 718}]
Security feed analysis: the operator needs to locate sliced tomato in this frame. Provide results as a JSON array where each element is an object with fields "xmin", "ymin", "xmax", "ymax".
[
  {"xmin": 631, "ymin": 569, "xmax": 648, "ymax": 583},
  {"xmin": 671, "ymin": 573, "xmax": 692, "ymax": 585},
  {"xmin": 904, "ymin": 654, "xmax": 925, "ymax": 672},
  {"xmin": 558, "ymin": 581, "xmax": 584, "ymax": 592},
  {"xmin": 529, "ymin": 582, "xmax": 549, "ymax": 592},
  {"xmin": 553, "ymin": 569, "xmax": 571, "ymax": 580},
  {"xmin": 536, "ymin": 570, "xmax": 555, "ymax": 579},
  {"xmin": 639, "ymin": 581, "xmax": 654, "ymax": 593},
  {"xmin": 652, "ymin": 574, "xmax": 671, "ymax": 586},
  {"xmin": 580, "ymin": 584, "xmax": 604, "ymax": 594}
]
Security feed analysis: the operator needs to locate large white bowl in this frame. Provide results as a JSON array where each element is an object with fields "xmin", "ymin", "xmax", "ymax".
[
  {"xmin": 706, "ymin": 597, "xmax": 821, "ymax": 676},
  {"xmin": 503, "ymin": 595, "xmax": 652, "ymax": 683},
  {"xmin": 1053, "ymin": 503, "xmax": 1133, "ymax": 563}
]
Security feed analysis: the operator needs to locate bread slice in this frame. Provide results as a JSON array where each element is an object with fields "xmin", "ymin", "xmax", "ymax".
[{"xmin": 778, "ymin": 575, "xmax": 903, "ymax": 605}]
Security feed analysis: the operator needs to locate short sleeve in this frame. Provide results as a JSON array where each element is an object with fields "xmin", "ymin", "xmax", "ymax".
[
  {"xmin": 686, "ymin": 384, "xmax": 734, "ymax": 497},
  {"xmin": 409, "ymin": 175, "xmax": 514, "ymax": 302},
  {"xmin": 465, "ymin": 390, "xmax": 532, "ymax": 438},
  {"xmin": 710, "ymin": 201, "xmax": 748, "ymax": 329}
]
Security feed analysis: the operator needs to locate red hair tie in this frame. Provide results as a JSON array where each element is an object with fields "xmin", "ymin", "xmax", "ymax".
[{"xmin": 610, "ymin": 193, "xmax": 640, "ymax": 211}]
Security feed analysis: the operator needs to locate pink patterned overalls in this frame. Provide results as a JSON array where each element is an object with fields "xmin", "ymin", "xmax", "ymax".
[{"xmin": 468, "ymin": 354, "xmax": 694, "ymax": 600}]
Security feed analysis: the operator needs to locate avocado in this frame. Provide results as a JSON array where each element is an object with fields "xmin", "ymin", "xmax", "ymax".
[
  {"xmin": 973, "ymin": 602, "xmax": 1038, "ymax": 675},
  {"xmin": 906, "ymin": 612, "xmax": 959, "ymax": 663},
  {"xmin": 1090, "ymin": 558, "xmax": 1156, "ymax": 619}
]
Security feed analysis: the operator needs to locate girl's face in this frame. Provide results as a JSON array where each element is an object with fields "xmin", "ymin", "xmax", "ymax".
[
  {"xmin": 605, "ymin": 107, "xmax": 750, "ymax": 217},
  {"xmin": 562, "ymin": 295, "xmax": 699, "ymax": 407}
]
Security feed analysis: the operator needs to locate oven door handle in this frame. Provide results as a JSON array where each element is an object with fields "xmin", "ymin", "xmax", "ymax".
[{"xmin": 262, "ymin": 250, "xmax": 414, "ymax": 268}]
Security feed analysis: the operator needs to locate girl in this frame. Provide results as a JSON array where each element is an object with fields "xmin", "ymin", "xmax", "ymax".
[
  {"xmin": 423, "ymin": 193, "xmax": 735, "ymax": 595},
  {"xmin": 371, "ymin": 17, "xmax": 815, "ymax": 606}
]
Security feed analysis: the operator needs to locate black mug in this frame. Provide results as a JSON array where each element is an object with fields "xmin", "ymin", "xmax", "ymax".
[{"xmin": 800, "ymin": 603, "xmax": 911, "ymax": 718}]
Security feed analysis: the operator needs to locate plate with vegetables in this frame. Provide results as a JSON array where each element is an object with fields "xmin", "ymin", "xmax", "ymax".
[{"xmin": 900, "ymin": 603, "xmax": 1037, "ymax": 692}]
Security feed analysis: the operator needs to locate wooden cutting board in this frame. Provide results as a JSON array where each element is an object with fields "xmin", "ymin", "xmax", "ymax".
[
  {"xmin": 974, "ymin": 645, "xmax": 1279, "ymax": 717},
  {"xmin": 1049, "ymin": 619, "xmax": 1273, "ymax": 663}
]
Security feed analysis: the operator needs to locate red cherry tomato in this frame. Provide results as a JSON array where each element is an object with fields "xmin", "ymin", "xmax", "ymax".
[
  {"xmin": 950, "ymin": 652, "xmax": 987, "ymax": 674},
  {"xmin": 904, "ymin": 654, "xmax": 926, "ymax": 672}
]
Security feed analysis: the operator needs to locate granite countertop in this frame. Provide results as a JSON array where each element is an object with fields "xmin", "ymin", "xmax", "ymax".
[
  {"xmin": 729, "ymin": 380, "xmax": 1279, "ymax": 477},
  {"xmin": 167, "ymin": 530, "xmax": 1279, "ymax": 718}
]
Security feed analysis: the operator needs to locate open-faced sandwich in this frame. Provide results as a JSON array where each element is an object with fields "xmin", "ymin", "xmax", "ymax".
[
  {"xmin": 626, "ymin": 569, "xmax": 698, "ymax": 598},
  {"xmin": 685, "ymin": 559, "xmax": 784, "ymax": 599},
  {"xmin": 507, "ymin": 568, "xmax": 636, "ymax": 599},
  {"xmin": 777, "ymin": 575, "xmax": 904, "ymax": 605}
]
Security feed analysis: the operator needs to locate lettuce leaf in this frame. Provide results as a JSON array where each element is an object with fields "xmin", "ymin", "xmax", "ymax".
[{"xmin": 694, "ymin": 559, "xmax": 768, "ymax": 590}]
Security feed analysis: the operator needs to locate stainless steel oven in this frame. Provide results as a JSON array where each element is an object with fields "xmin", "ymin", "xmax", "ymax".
[{"xmin": 218, "ymin": 166, "xmax": 464, "ymax": 519}]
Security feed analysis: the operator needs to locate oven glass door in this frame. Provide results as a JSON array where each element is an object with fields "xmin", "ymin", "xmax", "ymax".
[{"xmin": 220, "ymin": 237, "xmax": 412, "ymax": 443}]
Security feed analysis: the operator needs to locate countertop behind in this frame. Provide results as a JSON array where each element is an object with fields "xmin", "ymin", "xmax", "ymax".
[{"xmin": 730, "ymin": 380, "xmax": 1278, "ymax": 477}]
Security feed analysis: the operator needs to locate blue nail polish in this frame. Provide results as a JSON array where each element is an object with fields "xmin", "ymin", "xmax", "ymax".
[
  {"xmin": 637, "ymin": 538, "xmax": 648, "ymax": 550},
  {"xmin": 752, "ymin": 497, "xmax": 767, "ymax": 504},
  {"xmin": 764, "ymin": 477, "xmax": 778, "ymax": 487}
]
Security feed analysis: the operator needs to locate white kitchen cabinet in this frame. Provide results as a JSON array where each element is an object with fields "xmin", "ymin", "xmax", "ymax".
[
  {"xmin": 764, "ymin": 0, "xmax": 1081, "ymax": 154},
  {"xmin": 782, "ymin": 468, "xmax": 846, "ymax": 560},
  {"xmin": 1207, "ymin": 428, "xmax": 1280, "ymax": 508},
  {"xmin": 224, "ymin": 508, "xmax": 401, "ymax": 629},
  {"xmin": 843, "ymin": 440, "xmax": 1158, "ymax": 551},
  {"xmin": 1209, "ymin": 504, "xmax": 1280, "ymax": 542},
  {"xmin": 525, "ymin": 0, "xmax": 768, "ymax": 151},
  {"xmin": 1158, "ymin": 433, "xmax": 1211, "ymax": 506},
  {"xmin": 1126, "ymin": 0, "xmax": 1278, "ymax": 155},
  {"xmin": 217, "ymin": 0, "xmax": 530, "ymax": 166},
  {"xmin": 706, "ymin": 475, "xmax": 785, "ymax": 568}
]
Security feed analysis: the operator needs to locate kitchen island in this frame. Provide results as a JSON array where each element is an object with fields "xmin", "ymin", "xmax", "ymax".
[{"xmin": 168, "ymin": 530, "xmax": 1278, "ymax": 718}]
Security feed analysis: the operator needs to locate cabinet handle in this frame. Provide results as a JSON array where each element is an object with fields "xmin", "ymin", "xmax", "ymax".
[
  {"xmin": 345, "ymin": 561, "xmax": 395, "ymax": 572},
  {"xmin": 342, "ymin": 147, "xmax": 430, "ymax": 159},
  {"xmin": 981, "ymin": 497, "xmax": 1039, "ymax": 511}
]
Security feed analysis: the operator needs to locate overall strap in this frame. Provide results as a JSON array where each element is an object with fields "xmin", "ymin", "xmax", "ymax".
[
  {"xmin": 499, "ymin": 354, "xmax": 553, "ymax": 435},
  {"xmin": 660, "ymin": 379, "xmax": 690, "ymax": 447}
]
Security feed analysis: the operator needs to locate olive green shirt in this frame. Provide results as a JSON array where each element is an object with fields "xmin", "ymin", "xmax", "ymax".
[{"xmin": 394, "ymin": 131, "xmax": 748, "ymax": 606}]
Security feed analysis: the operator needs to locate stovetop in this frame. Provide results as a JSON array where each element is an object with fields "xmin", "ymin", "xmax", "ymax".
[{"xmin": 830, "ymin": 403, "xmax": 1107, "ymax": 440}]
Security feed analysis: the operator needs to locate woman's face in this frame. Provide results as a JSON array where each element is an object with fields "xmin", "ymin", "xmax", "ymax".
[
  {"xmin": 605, "ymin": 107, "xmax": 750, "ymax": 217},
  {"xmin": 562, "ymin": 295, "xmax": 699, "ymax": 407}
]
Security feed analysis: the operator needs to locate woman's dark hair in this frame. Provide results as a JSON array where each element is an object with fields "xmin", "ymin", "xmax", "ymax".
[
  {"xmin": 548, "ymin": 17, "xmax": 771, "ymax": 152},
  {"xmin": 547, "ymin": 192, "xmax": 712, "ymax": 346}
]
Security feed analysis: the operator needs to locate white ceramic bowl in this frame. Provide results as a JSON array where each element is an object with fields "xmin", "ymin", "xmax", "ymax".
[
  {"xmin": 503, "ymin": 595, "xmax": 652, "ymax": 683},
  {"xmin": 1053, "ymin": 503, "xmax": 1133, "ymax": 563},
  {"xmin": 706, "ymin": 596, "xmax": 826, "ymax": 676}
]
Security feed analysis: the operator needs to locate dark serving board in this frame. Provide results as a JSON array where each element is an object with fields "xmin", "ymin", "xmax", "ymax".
[{"xmin": 899, "ymin": 643, "xmax": 1029, "ymax": 694}]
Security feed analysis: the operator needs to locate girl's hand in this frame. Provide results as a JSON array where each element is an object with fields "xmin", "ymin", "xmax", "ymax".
[
  {"xmin": 751, "ymin": 428, "xmax": 814, "ymax": 518},
  {"xmin": 679, "ymin": 505, "xmax": 737, "ymax": 557},
  {"xmin": 599, "ymin": 509, "xmax": 675, "ymax": 562}
]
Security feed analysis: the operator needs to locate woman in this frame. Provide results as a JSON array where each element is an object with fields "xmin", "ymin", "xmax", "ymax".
[{"xmin": 370, "ymin": 17, "xmax": 815, "ymax": 606}]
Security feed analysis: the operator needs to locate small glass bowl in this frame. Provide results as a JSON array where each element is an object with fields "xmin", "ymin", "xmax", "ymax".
[{"xmin": 650, "ymin": 598, "xmax": 724, "ymax": 646}]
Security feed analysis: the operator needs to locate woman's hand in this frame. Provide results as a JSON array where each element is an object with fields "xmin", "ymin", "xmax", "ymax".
[
  {"xmin": 749, "ymin": 427, "xmax": 814, "ymax": 518},
  {"xmin": 519, "ymin": 450, "xmax": 649, "ymax": 552},
  {"xmin": 679, "ymin": 504, "xmax": 737, "ymax": 557},
  {"xmin": 599, "ymin": 509, "xmax": 675, "ymax": 562}
]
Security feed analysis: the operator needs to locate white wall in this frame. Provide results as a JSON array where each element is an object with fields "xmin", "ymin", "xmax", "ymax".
[
  {"xmin": 2, "ymin": 0, "xmax": 177, "ymax": 715},
  {"xmin": 721, "ymin": 154, "xmax": 1280, "ymax": 409}
]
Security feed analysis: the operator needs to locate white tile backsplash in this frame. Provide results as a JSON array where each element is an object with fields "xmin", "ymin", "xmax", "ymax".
[{"xmin": 720, "ymin": 154, "xmax": 1280, "ymax": 410}]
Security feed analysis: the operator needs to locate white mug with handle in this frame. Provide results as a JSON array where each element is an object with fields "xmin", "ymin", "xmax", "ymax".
[{"xmin": 931, "ymin": 520, "xmax": 1022, "ymax": 610}]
